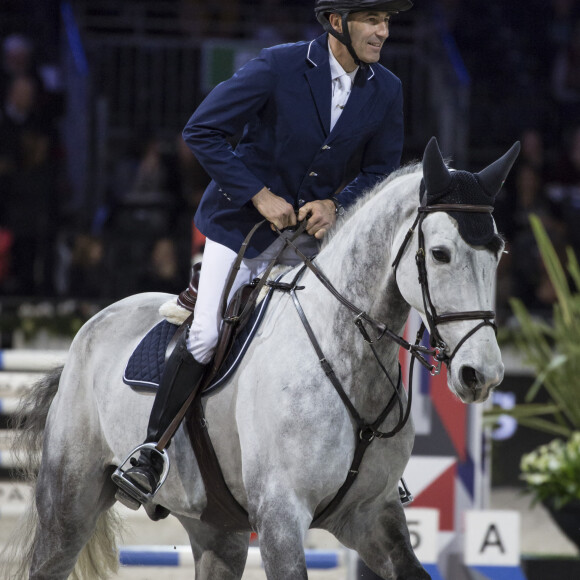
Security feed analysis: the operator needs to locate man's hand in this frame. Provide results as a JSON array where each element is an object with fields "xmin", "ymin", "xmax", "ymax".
[
  {"xmin": 252, "ymin": 187, "xmax": 297, "ymax": 230},
  {"xmin": 298, "ymin": 199, "xmax": 336, "ymax": 239}
]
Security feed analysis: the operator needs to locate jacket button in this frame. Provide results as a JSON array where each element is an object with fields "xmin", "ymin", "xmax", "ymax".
[
  {"xmin": 321, "ymin": 145, "xmax": 331, "ymax": 150},
  {"xmin": 309, "ymin": 171, "xmax": 318, "ymax": 177},
  {"xmin": 298, "ymin": 199, "xmax": 305, "ymax": 206}
]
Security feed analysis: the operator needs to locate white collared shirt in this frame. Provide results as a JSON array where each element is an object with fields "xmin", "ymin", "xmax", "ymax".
[{"xmin": 328, "ymin": 40, "xmax": 359, "ymax": 131}]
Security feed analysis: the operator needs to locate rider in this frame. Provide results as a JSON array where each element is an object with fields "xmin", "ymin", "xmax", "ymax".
[{"xmin": 116, "ymin": 0, "xmax": 413, "ymax": 506}]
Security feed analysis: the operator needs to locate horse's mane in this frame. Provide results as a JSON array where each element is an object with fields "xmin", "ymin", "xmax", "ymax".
[
  {"xmin": 321, "ymin": 161, "xmax": 422, "ymax": 250},
  {"xmin": 323, "ymin": 160, "xmax": 504, "ymax": 257}
]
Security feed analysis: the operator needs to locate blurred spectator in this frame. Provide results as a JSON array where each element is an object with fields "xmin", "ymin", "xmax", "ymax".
[
  {"xmin": 496, "ymin": 128, "xmax": 549, "ymax": 241},
  {"xmin": 509, "ymin": 163, "xmax": 565, "ymax": 311},
  {"xmin": 180, "ymin": 0, "xmax": 241, "ymax": 38},
  {"xmin": 0, "ymin": 32, "xmax": 62, "ymax": 122},
  {"xmin": 109, "ymin": 137, "xmax": 171, "ymax": 204},
  {"xmin": 519, "ymin": 128, "xmax": 548, "ymax": 175},
  {"xmin": 105, "ymin": 136, "xmax": 185, "ymax": 242},
  {"xmin": 545, "ymin": 125, "xmax": 580, "ymax": 258},
  {"xmin": 0, "ymin": 87, "xmax": 17, "ymax": 219},
  {"xmin": 102, "ymin": 135, "xmax": 196, "ymax": 299},
  {"xmin": 67, "ymin": 234, "xmax": 106, "ymax": 299},
  {"xmin": 0, "ymin": 34, "xmax": 39, "ymax": 99},
  {"xmin": 547, "ymin": 0, "xmax": 580, "ymax": 57},
  {"xmin": 552, "ymin": 19, "xmax": 580, "ymax": 127},
  {"xmin": 0, "ymin": 74, "xmax": 56, "ymax": 296},
  {"xmin": 139, "ymin": 237, "xmax": 185, "ymax": 295},
  {"xmin": 0, "ymin": 228, "xmax": 13, "ymax": 286},
  {"xmin": 167, "ymin": 133, "xmax": 208, "ymax": 213}
]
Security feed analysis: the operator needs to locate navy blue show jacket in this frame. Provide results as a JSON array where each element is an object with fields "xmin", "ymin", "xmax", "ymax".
[{"xmin": 183, "ymin": 33, "xmax": 404, "ymax": 257}]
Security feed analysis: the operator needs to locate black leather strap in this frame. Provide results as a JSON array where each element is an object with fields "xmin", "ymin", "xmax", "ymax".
[
  {"xmin": 223, "ymin": 221, "xmax": 309, "ymax": 328},
  {"xmin": 221, "ymin": 219, "xmax": 267, "ymax": 319}
]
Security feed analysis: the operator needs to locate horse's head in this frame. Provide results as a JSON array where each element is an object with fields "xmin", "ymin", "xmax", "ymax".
[{"xmin": 394, "ymin": 138, "xmax": 520, "ymax": 403}]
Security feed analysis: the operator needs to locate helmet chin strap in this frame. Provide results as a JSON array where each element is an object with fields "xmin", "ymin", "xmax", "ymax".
[{"xmin": 328, "ymin": 13, "xmax": 370, "ymax": 70}]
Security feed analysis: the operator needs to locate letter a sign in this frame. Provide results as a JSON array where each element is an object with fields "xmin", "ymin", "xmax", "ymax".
[{"xmin": 464, "ymin": 510, "xmax": 520, "ymax": 567}]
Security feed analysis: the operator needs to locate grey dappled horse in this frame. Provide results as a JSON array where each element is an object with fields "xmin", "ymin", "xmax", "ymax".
[{"xmin": 4, "ymin": 139, "xmax": 518, "ymax": 580}]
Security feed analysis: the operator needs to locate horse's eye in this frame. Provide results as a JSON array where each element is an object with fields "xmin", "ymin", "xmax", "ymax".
[{"xmin": 432, "ymin": 248, "xmax": 451, "ymax": 263}]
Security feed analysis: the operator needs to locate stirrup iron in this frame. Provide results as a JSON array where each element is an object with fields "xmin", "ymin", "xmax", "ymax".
[{"xmin": 111, "ymin": 443, "xmax": 170, "ymax": 508}]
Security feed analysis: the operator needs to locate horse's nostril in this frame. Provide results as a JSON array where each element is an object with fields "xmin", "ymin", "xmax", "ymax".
[{"xmin": 461, "ymin": 366, "xmax": 478, "ymax": 390}]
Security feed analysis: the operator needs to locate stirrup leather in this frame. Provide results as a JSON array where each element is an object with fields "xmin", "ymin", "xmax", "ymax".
[{"xmin": 111, "ymin": 443, "xmax": 170, "ymax": 506}]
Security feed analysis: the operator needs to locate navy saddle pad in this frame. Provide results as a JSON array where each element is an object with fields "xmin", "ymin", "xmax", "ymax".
[{"xmin": 123, "ymin": 287, "xmax": 275, "ymax": 395}]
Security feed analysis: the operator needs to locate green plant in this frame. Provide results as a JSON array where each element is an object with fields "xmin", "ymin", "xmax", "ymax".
[
  {"xmin": 486, "ymin": 214, "xmax": 580, "ymax": 437},
  {"xmin": 485, "ymin": 214, "xmax": 580, "ymax": 512},
  {"xmin": 520, "ymin": 432, "xmax": 580, "ymax": 509}
]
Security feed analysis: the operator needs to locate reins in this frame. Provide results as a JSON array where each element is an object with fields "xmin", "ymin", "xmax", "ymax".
[
  {"xmin": 157, "ymin": 201, "xmax": 498, "ymax": 525},
  {"xmin": 265, "ymin": 202, "xmax": 498, "ymax": 523},
  {"xmin": 274, "ymin": 263, "xmax": 410, "ymax": 440},
  {"xmin": 274, "ymin": 225, "xmax": 439, "ymax": 372},
  {"xmin": 155, "ymin": 219, "xmax": 309, "ymax": 452}
]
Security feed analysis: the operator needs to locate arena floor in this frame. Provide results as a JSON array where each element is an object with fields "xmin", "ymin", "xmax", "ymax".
[{"xmin": 1, "ymin": 486, "xmax": 577, "ymax": 579}]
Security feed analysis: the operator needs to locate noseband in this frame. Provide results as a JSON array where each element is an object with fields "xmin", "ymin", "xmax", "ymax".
[{"xmin": 391, "ymin": 203, "xmax": 497, "ymax": 372}]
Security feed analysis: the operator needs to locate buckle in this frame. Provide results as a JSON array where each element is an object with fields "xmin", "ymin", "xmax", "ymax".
[
  {"xmin": 359, "ymin": 427, "xmax": 375, "ymax": 443},
  {"xmin": 399, "ymin": 477, "xmax": 414, "ymax": 506},
  {"xmin": 430, "ymin": 344, "xmax": 447, "ymax": 376},
  {"xmin": 266, "ymin": 281, "xmax": 305, "ymax": 292},
  {"xmin": 354, "ymin": 313, "xmax": 374, "ymax": 344},
  {"xmin": 430, "ymin": 359, "xmax": 443, "ymax": 376}
]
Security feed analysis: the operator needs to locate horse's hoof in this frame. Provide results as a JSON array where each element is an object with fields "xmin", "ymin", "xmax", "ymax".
[{"xmin": 115, "ymin": 489, "xmax": 141, "ymax": 510}]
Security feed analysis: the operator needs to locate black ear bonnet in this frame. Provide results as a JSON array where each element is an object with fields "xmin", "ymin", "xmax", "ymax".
[
  {"xmin": 420, "ymin": 138, "xmax": 521, "ymax": 246},
  {"xmin": 419, "ymin": 171, "xmax": 496, "ymax": 246}
]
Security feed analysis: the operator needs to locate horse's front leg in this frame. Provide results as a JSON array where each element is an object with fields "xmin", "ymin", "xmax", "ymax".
[
  {"xmin": 334, "ymin": 498, "xmax": 431, "ymax": 580},
  {"xmin": 177, "ymin": 516, "xmax": 250, "ymax": 580},
  {"xmin": 251, "ymin": 494, "xmax": 311, "ymax": 580}
]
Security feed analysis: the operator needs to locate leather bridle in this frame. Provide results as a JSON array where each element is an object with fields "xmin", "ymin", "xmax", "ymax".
[
  {"xmin": 391, "ymin": 203, "xmax": 497, "ymax": 373},
  {"xmin": 276, "ymin": 202, "xmax": 497, "ymax": 377},
  {"xmin": 225, "ymin": 206, "xmax": 499, "ymax": 525}
]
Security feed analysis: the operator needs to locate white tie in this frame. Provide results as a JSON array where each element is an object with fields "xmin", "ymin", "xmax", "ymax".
[
  {"xmin": 331, "ymin": 74, "xmax": 352, "ymax": 131},
  {"xmin": 338, "ymin": 73, "xmax": 351, "ymax": 95}
]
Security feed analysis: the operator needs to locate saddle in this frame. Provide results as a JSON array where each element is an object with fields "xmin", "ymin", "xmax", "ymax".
[
  {"xmin": 121, "ymin": 221, "xmax": 306, "ymax": 529},
  {"xmin": 175, "ymin": 219, "xmax": 306, "ymax": 384},
  {"xmin": 173, "ymin": 223, "xmax": 308, "ymax": 531},
  {"xmin": 174, "ymin": 261, "xmax": 260, "ymax": 383}
]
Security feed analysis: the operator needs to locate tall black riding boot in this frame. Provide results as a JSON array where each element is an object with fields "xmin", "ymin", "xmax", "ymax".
[{"xmin": 123, "ymin": 333, "xmax": 206, "ymax": 494}]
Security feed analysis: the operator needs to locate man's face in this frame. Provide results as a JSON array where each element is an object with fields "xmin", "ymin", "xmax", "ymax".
[{"xmin": 347, "ymin": 11, "xmax": 391, "ymax": 63}]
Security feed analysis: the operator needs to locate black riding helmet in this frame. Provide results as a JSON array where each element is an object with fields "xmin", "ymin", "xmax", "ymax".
[{"xmin": 315, "ymin": 0, "xmax": 413, "ymax": 66}]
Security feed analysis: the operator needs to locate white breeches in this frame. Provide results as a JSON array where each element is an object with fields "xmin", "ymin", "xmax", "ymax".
[{"xmin": 187, "ymin": 232, "xmax": 319, "ymax": 364}]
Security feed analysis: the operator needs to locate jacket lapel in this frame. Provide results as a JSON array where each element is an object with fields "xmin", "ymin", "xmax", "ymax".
[{"xmin": 305, "ymin": 36, "xmax": 332, "ymax": 136}]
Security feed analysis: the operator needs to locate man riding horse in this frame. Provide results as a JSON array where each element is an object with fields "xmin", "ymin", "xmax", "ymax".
[{"xmin": 115, "ymin": 0, "xmax": 414, "ymax": 507}]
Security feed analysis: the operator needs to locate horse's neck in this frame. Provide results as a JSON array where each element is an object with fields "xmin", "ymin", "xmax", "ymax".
[
  {"xmin": 314, "ymin": 172, "xmax": 419, "ymax": 321},
  {"xmin": 299, "ymin": 172, "xmax": 420, "ymax": 412}
]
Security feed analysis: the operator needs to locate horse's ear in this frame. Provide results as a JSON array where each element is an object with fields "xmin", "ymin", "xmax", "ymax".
[
  {"xmin": 422, "ymin": 137, "xmax": 452, "ymax": 197},
  {"xmin": 476, "ymin": 141, "xmax": 521, "ymax": 197}
]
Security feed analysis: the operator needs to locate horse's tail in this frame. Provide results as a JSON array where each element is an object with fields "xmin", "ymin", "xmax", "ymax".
[
  {"xmin": 11, "ymin": 365, "xmax": 63, "ymax": 479},
  {"xmin": 1, "ymin": 366, "xmax": 124, "ymax": 580}
]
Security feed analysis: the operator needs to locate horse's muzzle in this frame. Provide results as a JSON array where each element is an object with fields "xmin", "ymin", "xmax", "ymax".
[{"xmin": 456, "ymin": 363, "xmax": 504, "ymax": 403}]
